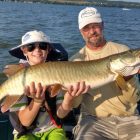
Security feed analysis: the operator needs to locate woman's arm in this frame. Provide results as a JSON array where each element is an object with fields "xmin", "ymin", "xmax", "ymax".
[
  {"xmin": 57, "ymin": 81, "xmax": 90, "ymax": 118},
  {"xmin": 17, "ymin": 82, "xmax": 46, "ymax": 127}
]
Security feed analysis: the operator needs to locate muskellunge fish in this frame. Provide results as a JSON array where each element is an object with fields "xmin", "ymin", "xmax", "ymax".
[{"xmin": 0, "ymin": 48, "xmax": 140, "ymax": 112}]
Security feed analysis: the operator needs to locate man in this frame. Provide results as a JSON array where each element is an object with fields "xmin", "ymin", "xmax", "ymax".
[{"xmin": 70, "ymin": 7, "xmax": 140, "ymax": 140}]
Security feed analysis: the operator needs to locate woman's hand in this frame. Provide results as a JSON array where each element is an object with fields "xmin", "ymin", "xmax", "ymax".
[
  {"xmin": 24, "ymin": 82, "xmax": 47, "ymax": 103},
  {"xmin": 17, "ymin": 82, "xmax": 47, "ymax": 126},
  {"xmin": 57, "ymin": 81, "xmax": 90, "ymax": 118},
  {"xmin": 63, "ymin": 81, "xmax": 90, "ymax": 109},
  {"xmin": 65, "ymin": 81, "xmax": 90, "ymax": 101}
]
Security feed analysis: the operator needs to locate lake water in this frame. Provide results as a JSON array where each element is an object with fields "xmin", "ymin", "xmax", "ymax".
[{"xmin": 0, "ymin": 1, "xmax": 140, "ymax": 82}]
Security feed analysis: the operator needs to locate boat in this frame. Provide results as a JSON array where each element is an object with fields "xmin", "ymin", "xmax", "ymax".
[{"xmin": 122, "ymin": 8, "xmax": 131, "ymax": 11}]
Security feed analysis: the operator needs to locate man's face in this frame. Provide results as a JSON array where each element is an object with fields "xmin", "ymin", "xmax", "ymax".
[{"xmin": 80, "ymin": 22, "xmax": 104, "ymax": 47}]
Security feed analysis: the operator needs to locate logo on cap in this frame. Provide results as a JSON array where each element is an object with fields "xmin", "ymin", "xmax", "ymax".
[{"xmin": 81, "ymin": 10, "xmax": 96, "ymax": 18}]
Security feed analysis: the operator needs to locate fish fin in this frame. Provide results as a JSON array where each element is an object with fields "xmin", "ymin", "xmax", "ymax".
[
  {"xmin": 0, "ymin": 95, "xmax": 22, "ymax": 113},
  {"xmin": 115, "ymin": 75, "xmax": 128, "ymax": 91},
  {"xmin": 49, "ymin": 84, "xmax": 62, "ymax": 97},
  {"xmin": 3, "ymin": 64, "xmax": 25, "ymax": 77}
]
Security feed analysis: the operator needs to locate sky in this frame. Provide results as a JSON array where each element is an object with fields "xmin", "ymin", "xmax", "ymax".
[{"xmin": 108, "ymin": 0, "xmax": 140, "ymax": 2}]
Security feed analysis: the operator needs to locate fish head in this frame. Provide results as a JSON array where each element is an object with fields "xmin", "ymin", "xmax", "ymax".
[{"xmin": 110, "ymin": 48, "xmax": 140, "ymax": 77}]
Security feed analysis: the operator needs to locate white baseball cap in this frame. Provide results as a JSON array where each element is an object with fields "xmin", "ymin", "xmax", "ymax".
[{"xmin": 78, "ymin": 7, "xmax": 102, "ymax": 30}]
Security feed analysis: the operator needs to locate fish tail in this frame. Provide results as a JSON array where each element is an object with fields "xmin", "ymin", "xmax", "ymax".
[{"xmin": 0, "ymin": 96, "xmax": 7, "ymax": 106}]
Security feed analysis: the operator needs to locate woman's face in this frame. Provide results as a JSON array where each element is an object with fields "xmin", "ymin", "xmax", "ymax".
[{"xmin": 21, "ymin": 42, "xmax": 50, "ymax": 65}]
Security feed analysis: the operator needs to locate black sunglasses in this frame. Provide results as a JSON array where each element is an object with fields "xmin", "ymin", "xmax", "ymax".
[{"xmin": 26, "ymin": 42, "xmax": 50, "ymax": 52}]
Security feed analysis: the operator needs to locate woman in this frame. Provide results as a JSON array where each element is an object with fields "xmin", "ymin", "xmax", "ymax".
[{"xmin": 3, "ymin": 30, "xmax": 72, "ymax": 140}]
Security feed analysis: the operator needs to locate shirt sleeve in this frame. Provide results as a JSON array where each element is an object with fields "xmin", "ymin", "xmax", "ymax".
[{"xmin": 56, "ymin": 91, "xmax": 64, "ymax": 105}]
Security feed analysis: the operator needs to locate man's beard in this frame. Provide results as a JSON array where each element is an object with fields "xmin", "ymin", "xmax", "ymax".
[{"xmin": 87, "ymin": 35, "xmax": 103, "ymax": 47}]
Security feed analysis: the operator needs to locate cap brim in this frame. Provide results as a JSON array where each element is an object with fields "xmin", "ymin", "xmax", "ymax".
[
  {"xmin": 79, "ymin": 18, "xmax": 102, "ymax": 29},
  {"xmin": 9, "ymin": 43, "xmax": 68, "ymax": 61}
]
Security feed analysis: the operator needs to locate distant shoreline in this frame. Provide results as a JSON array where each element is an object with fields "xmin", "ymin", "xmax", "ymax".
[{"xmin": 1, "ymin": 0, "xmax": 140, "ymax": 8}]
